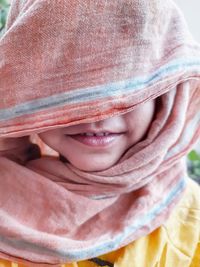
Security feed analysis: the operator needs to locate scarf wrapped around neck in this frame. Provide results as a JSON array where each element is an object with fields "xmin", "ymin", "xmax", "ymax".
[{"xmin": 0, "ymin": 0, "xmax": 200, "ymax": 266}]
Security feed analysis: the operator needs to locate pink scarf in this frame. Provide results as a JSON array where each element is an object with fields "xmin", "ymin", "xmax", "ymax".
[{"xmin": 0, "ymin": 1, "xmax": 200, "ymax": 266}]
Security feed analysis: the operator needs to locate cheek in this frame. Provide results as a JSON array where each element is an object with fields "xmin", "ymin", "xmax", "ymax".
[
  {"xmin": 138, "ymin": 101, "xmax": 155, "ymax": 128},
  {"xmin": 38, "ymin": 131, "xmax": 62, "ymax": 150},
  {"xmin": 126, "ymin": 100, "xmax": 155, "ymax": 141}
]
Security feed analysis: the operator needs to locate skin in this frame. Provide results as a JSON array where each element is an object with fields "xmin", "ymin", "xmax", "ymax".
[{"xmin": 39, "ymin": 100, "xmax": 156, "ymax": 172}]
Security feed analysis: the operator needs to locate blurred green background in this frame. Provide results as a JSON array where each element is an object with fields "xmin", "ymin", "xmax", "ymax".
[
  {"xmin": 0, "ymin": 1, "xmax": 200, "ymax": 184},
  {"xmin": 0, "ymin": 0, "xmax": 9, "ymax": 36}
]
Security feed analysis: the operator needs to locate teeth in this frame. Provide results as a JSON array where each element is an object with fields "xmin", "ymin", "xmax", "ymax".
[
  {"xmin": 82, "ymin": 132, "xmax": 110, "ymax": 136},
  {"xmin": 95, "ymin": 133, "xmax": 105, "ymax": 136},
  {"xmin": 85, "ymin": 133, "xmax": 95, "ymax": 136}
]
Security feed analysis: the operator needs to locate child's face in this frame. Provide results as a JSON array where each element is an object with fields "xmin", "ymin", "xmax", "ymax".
[{"xmin": 39, "ymin": 100, "xmax": 155, "ymax": 172}]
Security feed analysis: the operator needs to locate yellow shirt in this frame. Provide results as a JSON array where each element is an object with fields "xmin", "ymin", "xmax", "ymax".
[{"xmin": 0, "ymin": 178, "xmax": 199, "ymax": 267}]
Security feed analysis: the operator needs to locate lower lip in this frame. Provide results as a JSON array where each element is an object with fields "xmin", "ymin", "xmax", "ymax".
[{"xmin": 68, "ymin": 134, "xmax": 122, "ymax": 147}]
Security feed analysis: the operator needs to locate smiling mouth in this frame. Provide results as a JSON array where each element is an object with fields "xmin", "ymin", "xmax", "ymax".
[
  {"xmin": 79, "ymin": 132, "xmax": 113, "ymax": 136},
  {"xmin": 67, "ymin": 132, "xmax": 124, "ymax": 147}
]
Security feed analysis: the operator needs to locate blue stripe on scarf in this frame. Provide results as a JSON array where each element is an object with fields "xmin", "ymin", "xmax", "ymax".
[
  {"xmin": 0, "ymin": 59, "xmax": 200, "ymax": 121},
  {"xmin": 56, "ymin": 177, "xmax": 186, "ymax": 261},
  {"xmin": 0, "ymin": 174, "xmax": 186, "ymax": 261}
]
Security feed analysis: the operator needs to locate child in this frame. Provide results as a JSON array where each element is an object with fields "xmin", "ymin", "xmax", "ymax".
[{"xmin": 0, "ymin": 0, "xmax": 200, "ymax": 266}]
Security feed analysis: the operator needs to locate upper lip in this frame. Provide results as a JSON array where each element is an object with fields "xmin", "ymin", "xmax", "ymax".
[
  {"xmin": 69, "ymin": 131, "xmax": 117, "ymax": 135},
  {"xmin": 66, "ymin": 130, "xmax": 125, "ymax": 135},
  {"xmin": 64, "ymin": 126, "xmax": 126, "ymax": 135}
]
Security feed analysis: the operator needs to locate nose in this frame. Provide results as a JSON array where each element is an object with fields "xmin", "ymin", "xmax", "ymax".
[
  {"xmin": 90, "ymin": 115, "xmax": 117, "ymax": 127},
  {"xmin": 87, "ymin": 115, "xmax": 125, "ymax": 132},
  {"xmin": 85, "ymin": 120, "xmax": 108, "ymax": 132}
]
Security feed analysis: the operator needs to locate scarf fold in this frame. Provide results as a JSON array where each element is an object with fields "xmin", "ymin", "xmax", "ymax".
[{"xmin": 0, "ymin": 0, "xmax": 200, "ymax": 266}]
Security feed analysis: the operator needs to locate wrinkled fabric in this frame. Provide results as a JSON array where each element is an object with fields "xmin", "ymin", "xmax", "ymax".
[
  {"xmin": 0, "ymin": 178, "xmax": 200, "ymax": 267},
  {"xmin": 0, "ymin": 0, "xmax": 200, "ymax": 266},
  {"xmin": 0, "ymin": 0, "xmax": 200, "ymax": 137}
]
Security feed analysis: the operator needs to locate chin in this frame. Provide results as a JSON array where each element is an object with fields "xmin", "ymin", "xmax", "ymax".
[{"xmin": 70, "ymin": 159, "xmax": 116, "ymax": 172}]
